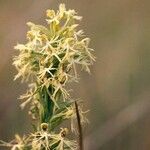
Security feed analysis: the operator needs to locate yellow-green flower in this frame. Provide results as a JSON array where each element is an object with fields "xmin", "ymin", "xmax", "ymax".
[{"xmin": 1, "ymin": 3, "xmax": 95, "ymax": 150}]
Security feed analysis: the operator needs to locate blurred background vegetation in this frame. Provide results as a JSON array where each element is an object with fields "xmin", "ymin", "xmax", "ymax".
[{"xmin": 0, "ymin": 0, "xmax": 150, "ymax": 149}]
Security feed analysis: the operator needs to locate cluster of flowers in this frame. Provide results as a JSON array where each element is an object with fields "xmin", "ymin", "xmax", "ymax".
[{"xmin": 0, "ymin": 4, "xmax": 94, "ymax": 150}]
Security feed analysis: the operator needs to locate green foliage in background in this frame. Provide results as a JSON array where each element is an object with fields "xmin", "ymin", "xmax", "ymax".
[{"xmin": 0, "ymin": 4, "xmax": 94, "ymax": 150}]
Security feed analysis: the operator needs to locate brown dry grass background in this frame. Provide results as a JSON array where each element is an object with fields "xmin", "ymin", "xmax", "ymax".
[{"xmin": 0, "ymin": 0, "xmax": 150, "ymax": 149}]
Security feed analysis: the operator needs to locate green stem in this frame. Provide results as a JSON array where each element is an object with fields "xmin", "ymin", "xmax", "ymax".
[{"xmin": 39, "ymin": 86, "xmax": 54, "ymax": 125}]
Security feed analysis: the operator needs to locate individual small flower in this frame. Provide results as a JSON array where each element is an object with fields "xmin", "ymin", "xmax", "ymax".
[{"xmin": 46, "ymin": 9, "xmax": 55, "ymax": 18}]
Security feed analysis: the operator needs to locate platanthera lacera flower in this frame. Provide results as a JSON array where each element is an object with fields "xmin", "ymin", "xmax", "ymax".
[{"xmin": 1, "ymin": 4, "xmax": 95, "ymax": 150}]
